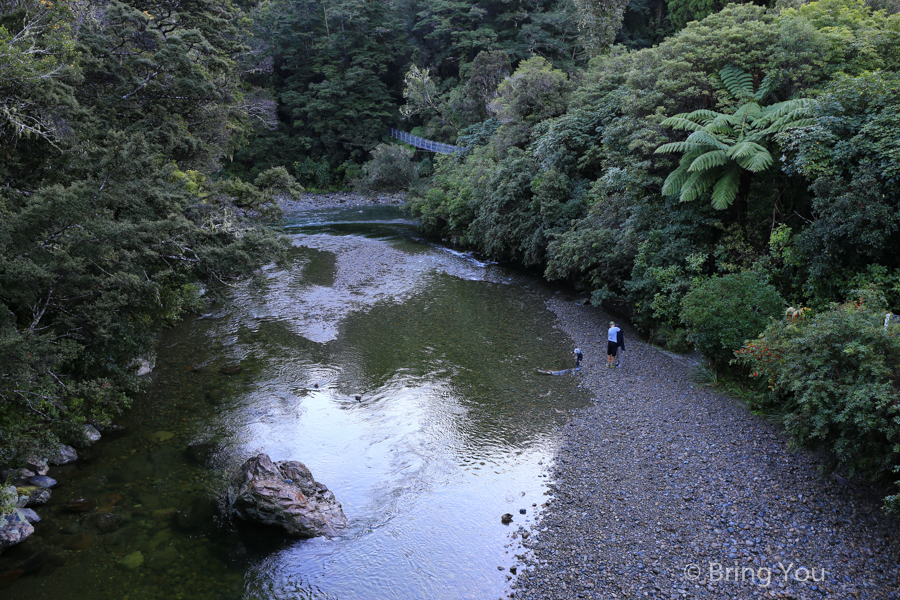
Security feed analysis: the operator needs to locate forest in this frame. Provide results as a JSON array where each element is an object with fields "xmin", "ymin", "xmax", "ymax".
[{"xmin": 2, "ymin": 0, "xmax": 900, "ymax": 510}]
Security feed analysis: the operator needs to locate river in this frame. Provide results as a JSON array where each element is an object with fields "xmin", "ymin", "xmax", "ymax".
[{"xmin": 0, "ymin": 206, "xmax": 593, "ymax": 599}]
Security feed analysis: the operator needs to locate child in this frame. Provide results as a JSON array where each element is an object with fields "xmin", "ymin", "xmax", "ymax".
[{"xmin": 573, "ymin": 348, "xmax": 583, "ymax": 370}]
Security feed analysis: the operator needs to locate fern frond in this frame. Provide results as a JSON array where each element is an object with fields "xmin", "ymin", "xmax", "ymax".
[
  {"xmin": 726, "ymin": 141, "xmax": 768, "ymax": 160},
  {"xmin": 682, "ymin": 109, "xmax": 721, "ymax": 122},
  {"xmin": 655, "ymin": 141, "xmax": 701, "ymax": 154},
  {"xmin": 688, "ymin": 149, "xmax": 729, "ymax": 172},
  {"xmin": 754, "ymin": 72, "xmax": 774, "ymax": 103},
  {"xmin": 733, "ymin": 102, "xmax": 762, "ymax": 126},
  {"xmin": 680, "ymin": 169, "xmax": 720, "ymax": 203},
  {"xmin": 661, "ymin": 165, "xmax": 691, "ymax": 196},
  {"xmin": 659, "ymin": 116, "xmax": 707, "ymax": 131},
  {"xmin": 685, "ymin": 130, "xmax": 730, "ymax": 151},
  {"xmin": 718, "ymin": 65, "xmax": 754, "ymax": 99},
  {"xmin": 707, "ymin": 113, "xmax": 736, "ymax": 136},
  {"xmin": 761, "ymin": 98, "xmax": 812, "ymax": 121},
  {"xmin": 763, "ymin": 112, "xmax": 815, "ymax": 133},
  {"xmin": 710, "ymin": 167, "xmax": 742, "ymax": 210},
  {"xmin": 735, "ymin": 148, "xmax": 773, "ymax": 172}
]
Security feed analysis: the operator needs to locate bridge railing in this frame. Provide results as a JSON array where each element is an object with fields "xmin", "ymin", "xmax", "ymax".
[{"xmin": 390, "ymin": 129, "xmax": 458, "ymax": 154}]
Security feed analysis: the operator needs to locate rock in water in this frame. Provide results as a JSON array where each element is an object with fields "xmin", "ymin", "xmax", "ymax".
[
  {"xmin": 72, "ymin": 424, "xmax": 101, "ymax": 448},
  {"xmin": 0, "ymin": 510, "xmax": 35, "ymax": 553},
  {"xmin": 118, "ymin": 551, "xmax": 143, "ymax": 570},
  {"xmin": 16, "ymin": 486, "xmax": 51, "ymax": 508},
  {"xmin": 48, "ymin": 444, "xmax": 78, "ymax": 466},
  {"xmin": 83, "ymin": 512, "xmax": 124, "ymax": 534},
  {"xmin": 226, "ymin": 454, "xmax": 347, "ymax": 538}
]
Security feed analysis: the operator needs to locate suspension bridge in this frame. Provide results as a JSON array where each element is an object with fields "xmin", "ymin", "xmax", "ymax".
[{"xmin": 390, "ymin": 129, "xmax": 459, "ymax": 154}]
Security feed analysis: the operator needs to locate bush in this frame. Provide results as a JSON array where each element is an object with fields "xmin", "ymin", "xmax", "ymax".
[
  {"xmin": 736, "ymin": 289, "xmax": 900, "ymax": 512},
  {"xmin": 680, "ymin": 272, "xmax": 785, "ymax": 364},
  {"xmin": 353, "ymin": 143, "xmax": 420, "ymax": 193}
]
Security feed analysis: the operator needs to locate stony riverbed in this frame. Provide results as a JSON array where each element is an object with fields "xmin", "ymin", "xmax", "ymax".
[{"xmin": 512, "ymin": 298, "xmax": 900, "ymax": 599}]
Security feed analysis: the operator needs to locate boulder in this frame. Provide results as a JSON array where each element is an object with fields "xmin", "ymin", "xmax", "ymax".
[
  {"xmin": 48, "ymin": 444, "xmax": 78, "ymax": 466},
  {"xmin": 16, "ymin": 486, "xmax": 50, "ymax": 508},
  {"xmin": 23, "ymin": 456, "xmax": 49, "ymax": 476},
  {"xmin": 226, "ymin": 454, "xmax": 347, "ymax": 538},
  {"xmin": 0, "ymin": 510, "xmax": 35, "ymax": 554},
  {"xmin": 71, "ymin": 424, "xmax": 101, "ymax": 448},
  {"xmin": 18, "ymin": 509, "xmax": 40, "ymax": 524},
  {"xmin": 3, "ymin": 468, "xmax": 35, "ymax": 486},
  {"xmin": 29, "ymin": 476, "xmax": 56, "ymax": 489}
]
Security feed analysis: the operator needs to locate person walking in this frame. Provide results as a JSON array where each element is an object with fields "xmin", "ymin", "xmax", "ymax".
[
  {"xmin": 607, "ymin": 321, "xmax": 620, "ymax": 368},
  {"xmin": 573, "ymin": 348, "xmax": 583, "ymax": 370}
]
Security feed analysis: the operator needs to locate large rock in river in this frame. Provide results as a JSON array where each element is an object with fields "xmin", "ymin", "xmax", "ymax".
[
  {"xmin": 226, "ymin": 454, "xmax": 347, "ymax": 538},
  {"xmin": 0, "ymin": 509, "xmax": 35, "ymax": 553}
]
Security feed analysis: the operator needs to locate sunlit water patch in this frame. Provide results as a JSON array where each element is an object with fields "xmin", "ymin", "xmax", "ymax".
[{"xmin": 1, "ymin": 206, "xmax": 592, "ymax": 600}]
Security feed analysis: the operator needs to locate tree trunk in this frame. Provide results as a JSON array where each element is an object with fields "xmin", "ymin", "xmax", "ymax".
[{"xmin": 732, "ymin": 170, "xmax": 752, "ymax": 232}]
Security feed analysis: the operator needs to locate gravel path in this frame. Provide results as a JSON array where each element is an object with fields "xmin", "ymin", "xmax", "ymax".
[{"xmin": 512, "ymin": 298, "xmax": 900, "ymax": 600}]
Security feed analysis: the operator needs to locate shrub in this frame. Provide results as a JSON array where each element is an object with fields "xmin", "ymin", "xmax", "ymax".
[
  {"xmin": 736, "ymin": 289, "xmax": 900, "ymax": 512},
  {"xmin": 680, "ymin": 272, "xmax": 785, "ymax": 364}
]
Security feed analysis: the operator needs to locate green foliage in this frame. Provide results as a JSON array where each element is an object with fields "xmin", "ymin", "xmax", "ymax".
[
  {"xmin": 228, "ymin": 0, "xmax": 581, "ymax": 181},
  {"xmin": 0, "ymin": 0, "xmax": 77, "ymax": 146},
  {"xmin": 0, "ymin": 484, "xmax": 16, "ymax": 515},
  {"xmin": 571, "ymin": 0, "xmax": 630, "ymax": 56},
  {"xmin": 736, "ymin": 291, "xmax": 900, "ymax": 510},
  {"xmin": 489, "ymin": 57, "xmax": 571, "ymax": 126},
  {"xmin": 0, "ymin": 0, "xmax": 288, "ymax": 463},
  {"xmin": 354, "ymin": 144, "xmax": 421, "ymax": 193},
  {"xmin": 778, "ymin": 71, "xmax": 900, "ymax": 304},
  {"xmin": 655, "ymin": 65, "xmax": 813, "ymax": 210},
  {"xmin": 680, "ymin": 272, "xmax": 785, "ymax": 363}
]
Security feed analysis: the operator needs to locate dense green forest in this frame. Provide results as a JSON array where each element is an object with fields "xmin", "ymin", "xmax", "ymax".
[
  {"xmin": 3, "ymin": 0, "xmax": 900, "ymax": 510},
  {"xmin": 0, "ymin": 0, "xmax": 294, "ymax": 467}
]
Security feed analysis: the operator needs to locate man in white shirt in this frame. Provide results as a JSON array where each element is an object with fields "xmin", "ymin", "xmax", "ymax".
[{"xmin": 607, "ymin": 322, "xmax": 620, "ymax": 368}]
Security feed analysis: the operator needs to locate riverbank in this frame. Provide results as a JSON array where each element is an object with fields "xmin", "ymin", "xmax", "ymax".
[
  {"xmin": 513, "ymin": 298, "xmax": 900, "ymax": 599},
  {"xmin": 279, "ymin": 191, "xmax": 406, "ymax": 214}
]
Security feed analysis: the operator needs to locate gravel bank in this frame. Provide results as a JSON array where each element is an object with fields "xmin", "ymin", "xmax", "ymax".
[
  {"xmin": 279, "ymin": 191, "xmax": 406, "ymax": 214},
  {"xmin": 512, "ymin": 298, "xmax": 900, "ymax": 600}
]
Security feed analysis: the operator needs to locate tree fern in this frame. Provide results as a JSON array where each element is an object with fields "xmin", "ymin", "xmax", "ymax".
[
  {"xmin": 689, "ymin": 150, "xmax": 729, "ymax": 172},
  {"xmin": 655, "ymin": 65, "xmax": 813, "ymax": 210},
  {"xmin": 680, "ymin": 169, "xmax": 721, "ymax": 203},
  {"xmin": 711, "ymin": 167, "xmax": 742, "ymax": 210},
  {"xmin": 718, "ymin": 65, "xmax": 755, "ymax": 100}
]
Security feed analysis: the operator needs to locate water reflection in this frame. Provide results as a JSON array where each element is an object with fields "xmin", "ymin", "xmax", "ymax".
[{"xmin": 1, "ymin": 206, "xmax": 591, "ymax": 600}]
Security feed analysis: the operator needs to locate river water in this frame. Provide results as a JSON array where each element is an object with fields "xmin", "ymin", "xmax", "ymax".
[{"xmin": 1, "ymin": 206, "xmax": 593, "ymax": 599}]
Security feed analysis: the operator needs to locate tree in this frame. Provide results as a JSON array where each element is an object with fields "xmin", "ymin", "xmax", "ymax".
[
  {"xmin": 655, "ymin": 65, "xmax": 813, "ymax": 210},
  {"xmin": 571, "ymin": 0, "xmax": 631, "ymax": 56},
  {"xmin": 400, "ymin": 65, "xmax": 460, "ymax": 133},
  {"xmin": 488, "ymin": 57, "xmax": 571, "ymax": 126}
]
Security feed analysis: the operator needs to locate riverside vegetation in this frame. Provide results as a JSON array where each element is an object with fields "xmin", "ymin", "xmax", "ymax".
[{"xmin": 1, "ymin": 0, "xmax": 899, "ymax": 560}]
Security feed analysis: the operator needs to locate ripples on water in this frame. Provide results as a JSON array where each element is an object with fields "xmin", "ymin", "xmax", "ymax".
[{"xmin": 1, "ymin": 206, "xmax": 592, "ymax": 600}]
